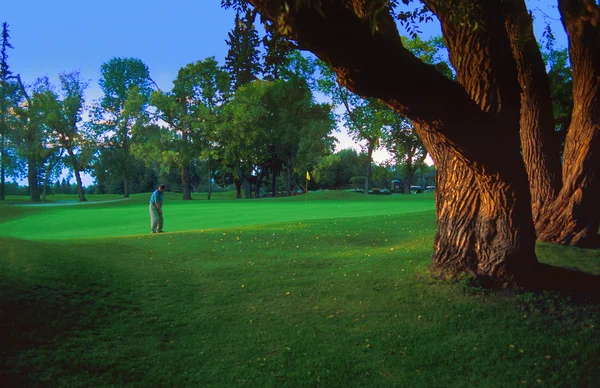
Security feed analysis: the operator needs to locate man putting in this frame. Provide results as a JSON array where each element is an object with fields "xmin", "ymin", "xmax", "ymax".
[{"xmin": 149, "ymin": 184, "xmax": 166, "ymax": 233}]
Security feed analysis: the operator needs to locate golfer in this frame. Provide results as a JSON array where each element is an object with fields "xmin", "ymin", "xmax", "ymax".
[{"xmin": 149, "ymin": 184, "xmax": 166, "ymax": 233}]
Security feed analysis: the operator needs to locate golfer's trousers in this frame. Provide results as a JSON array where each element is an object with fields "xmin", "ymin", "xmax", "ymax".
[{"xmin": 149, "ymin": 204, "xmax": 163, "ymax": 233}]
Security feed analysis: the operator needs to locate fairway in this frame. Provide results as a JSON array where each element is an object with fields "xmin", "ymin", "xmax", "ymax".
[
  {"xmin": 1, "ymin": 192, "xmax": 598, "ymax": 387},
  {"xmin": 0, "ymin": 191, "xmax": 435, "ymax": 240}
]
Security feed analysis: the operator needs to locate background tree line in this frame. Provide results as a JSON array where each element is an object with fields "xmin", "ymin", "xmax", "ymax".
[{"xmin": 0, "ymin": 7, "xmax": 572, "ymax": 210}]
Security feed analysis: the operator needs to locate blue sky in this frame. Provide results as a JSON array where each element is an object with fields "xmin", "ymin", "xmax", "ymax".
[
  {"xmin": 2, "ymin": 0, "xmax": 566, "ymax": 185},
  {"xmin": 3, "ymin": 0, "xmax": 566, "ymax": 95},
  {"xmin": 2, "ymin": 0, "xmax": 236, "ymax": 99}
]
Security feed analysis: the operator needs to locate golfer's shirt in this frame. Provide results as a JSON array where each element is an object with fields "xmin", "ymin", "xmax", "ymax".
[{"xmin": 149, "ymin": 190, "xmax": 164, "ymax": 207}]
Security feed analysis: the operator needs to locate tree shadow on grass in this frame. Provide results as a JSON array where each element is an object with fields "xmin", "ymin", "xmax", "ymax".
[
  {"xmin": 0, "ymin": 238, "xmax": 144, "ymax": 386},
  {"xmin": 524, "ymin": 263, "xmax": 600, "ymax": 303}
]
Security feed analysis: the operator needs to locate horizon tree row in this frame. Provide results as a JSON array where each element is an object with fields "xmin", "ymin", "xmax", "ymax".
[{"xmin": 0, "ymin": 15, "xmax": 468, "ymax": 202}]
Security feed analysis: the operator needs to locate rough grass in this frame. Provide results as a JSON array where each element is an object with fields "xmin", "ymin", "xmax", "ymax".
[{"xmin": 0, "ymin": 192, "xmax": 598, "ymax": 387}]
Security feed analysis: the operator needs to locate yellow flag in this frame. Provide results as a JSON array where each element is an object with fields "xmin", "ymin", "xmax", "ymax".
[{"xmin": 306, "ymin": 172, "xmax": 311, "ymax": 180}]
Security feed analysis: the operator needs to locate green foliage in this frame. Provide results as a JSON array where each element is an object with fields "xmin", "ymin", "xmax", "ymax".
[
  {"xmin": 541, "ymin": 26, "xmax": 572, "ymax": 140},
  {"xmin": 95, "ymin": 57, "xmax": 154, "ymax": 195},
  {"xmin": 0, "ymin": 22, "xmax": 13, "ymax": 80},
  {"xmin": 262, "ymin": 27, "xmax": 292, "ymax": 80},
  {"xmin": 225, "ymin": 10, "xmax": 262, "ymax": 90},
  {"xmin": 99, "ymin": 57, "xmax": 153, "ymax": 113},
  {"xmin": 313, "ymin": 148, "xmax": 365, "ymax": 189},
  {"xmin": 218, "ymin": 77, "xmax": 334, "ymax": 193},
  {"xmin": 137, "ymin": 57, "xmax": 230, "ymax": 178}
]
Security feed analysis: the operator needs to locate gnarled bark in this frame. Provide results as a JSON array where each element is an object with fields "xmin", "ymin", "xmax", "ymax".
[
  {"xmin": 502, "ymin": 0, "xmax": 563, "ymax": 225},
  {"xmin": 535, "ymin": 0, "xmax": 600, "ymax": 246},
  {"xmin": 501, "ymin": 0, "xmax": 599, "ymax": 246}
]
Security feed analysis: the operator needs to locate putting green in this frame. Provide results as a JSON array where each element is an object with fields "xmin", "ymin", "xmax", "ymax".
[{"xmin": 0, "ymin": 192, "xmax": 435, "ymax": 240}]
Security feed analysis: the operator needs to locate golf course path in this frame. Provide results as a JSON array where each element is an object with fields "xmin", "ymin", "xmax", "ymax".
[{"xmin": 13, "ymin": 198, "xmax": 130, "ymax": 207}]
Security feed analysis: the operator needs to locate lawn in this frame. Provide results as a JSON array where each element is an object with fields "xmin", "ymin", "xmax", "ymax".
[{"xmin": 1, "ymin": 192, "xmax": 598, "ymax": 387}]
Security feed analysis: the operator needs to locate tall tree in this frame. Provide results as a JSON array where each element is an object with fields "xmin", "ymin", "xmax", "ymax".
[
  {"xmin": 143, "ymin": 57, "xmax": 230, "ymax": 200},
  {"xmin": 0, "ymin": 22, "xmax": 15, "ymax": 200},
  {"xmin": 217, "ymin": 79, "xmax": 274, "ymax": 199},
  {"xmin": 98, "ymin": 57, "xmax": 153, "ymax": 198},
  {"xmin": 269, "ymin": 51, "xmax": 335, "ymax": 196},
  {"xmin": 12, "ymin": 77, "xmax": 44, "ymax": 202},
  {"xmin": 383, "ymin": 115, "xmax": 427, "ymax": 194},
  {"xmin": 225, "ymin": 10, "xmax": 262, "ymax": 90},
  {"xmin": 317, "ymin": 61, "xmax": 389, "ymax": 194},
  {"xmin": 34, "ymin": 72, "xmax": 93, "ymax": 202},
  {"xmin": 238, "ymin": 0, "xmax": 600, "ymax": 287},
  {"xmin": 225, "ymin": 9, "xmax": 262, "ymax": 198}
]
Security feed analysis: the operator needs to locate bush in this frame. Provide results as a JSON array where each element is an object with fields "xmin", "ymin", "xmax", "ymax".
[{"xmin": 369, "ymin": 188, "xmax": 392, "ymax": 195}]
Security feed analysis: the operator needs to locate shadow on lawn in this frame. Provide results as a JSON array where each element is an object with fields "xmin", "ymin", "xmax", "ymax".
[
  {"xmin": 0, "ymin": 238, "xmax": 142, "ymax": 386},
  {"xmin": 526, "ymin": 263, "xmax": 600, "ymax": 302}
]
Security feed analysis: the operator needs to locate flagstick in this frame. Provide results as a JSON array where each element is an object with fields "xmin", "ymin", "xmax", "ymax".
[{"xmin": 305, "ymin": 175, "xmax": 308, "ymax": 204}]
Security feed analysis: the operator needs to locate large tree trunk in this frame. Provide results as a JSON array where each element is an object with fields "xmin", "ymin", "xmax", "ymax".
[
  {"xmin": 42, "ymin": 165, "xmax": 50, "ymax": 203},
  {"xmin": 502, "ymin": 0, "xmax": 563, "ymax": 229},
  {"xmin": 123, "ymin": 178, "xmax": 129, "ymax": 198},
  {"xmin": 28, "ymin": 158, "xmax": 40, "ymax": 202},
  {"xmin": 417, "ymin": 122, "xmax": 537, "ymax": 286},
  {"xmin": 286, "ymin": 154, "xmax": 293, "ymax": 197},
  {"xmin": 271, "ymin": 170, "xmax": 277, "ymax": 197},
  {"xmin": 66, "ymin": 149, "xmax": 86, "ymax": 202},
  {"xmin": 1, "ymin": 145, "xmax": 5, "ymax": 200},
  {"xmin": 182, "ymin": 164, "xmax": 192, "ymax": 200},
  {"xmin": 535, "ymin": 0, "xmax": 600, "ymax": 246},
  {"xmin": 235, "ymin": 165, "xmax": 242, "ymax": 199},
  {"xmin": 73, "ymin": 168, "xmax": 86, "ymax": 202},
  {"xmin": 207, "ymin": 157, "xmax": 212, "ymax": 200},
  {"xmin": 243, "ymin": 172, "xmax": 252, "ymax": 199},
  {"xmin": 236, "ymin": 164, "xmax": 251, "ymax": 199},
  {"xmin": 181, "ymin": 131, "xmax": 192, "ymax": 200},
  {"xmin": 1, "ymin": 94, "xmax": 7, "ymax": 200},
  {"xmin": 255, "ymin": 167, "xmax": 267, "ymax": 198},
  {"xmin": 248, "ymin": 0, "xmax": 539, "ymax": 286},
  {"xmin": 402, "ymin": 150, "xmax": 415, "ymax": 195},
  {"xmin": 364, "ymin": 139, "xmax": 374, "ymax": 194}
]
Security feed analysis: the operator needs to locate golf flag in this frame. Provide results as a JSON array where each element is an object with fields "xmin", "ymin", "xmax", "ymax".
[{"xmin": 305, "ymin": 172, "xmax": 310, "ymax": 203}]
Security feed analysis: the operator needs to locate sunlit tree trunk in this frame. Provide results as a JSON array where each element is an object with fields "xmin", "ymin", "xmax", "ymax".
[
  {"xmin": 535, "ymin": 0, "xmax": 600, "ymax": 246},
  {"xmin": 424, "ymin": 0, "xmax": 537, "ymax": 283},
  {"xmin": 503, "ymin": 0, "xmax": 563, "ymax": 230}
]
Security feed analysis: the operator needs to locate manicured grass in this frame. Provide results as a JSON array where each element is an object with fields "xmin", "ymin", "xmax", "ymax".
[
  {"xmin": 0, "ymin": 192, "xmax": 598, "ymax": 387},
  {"xmin": 0, "ymin": 191, "xmax": 435, "ymax": 240}
]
